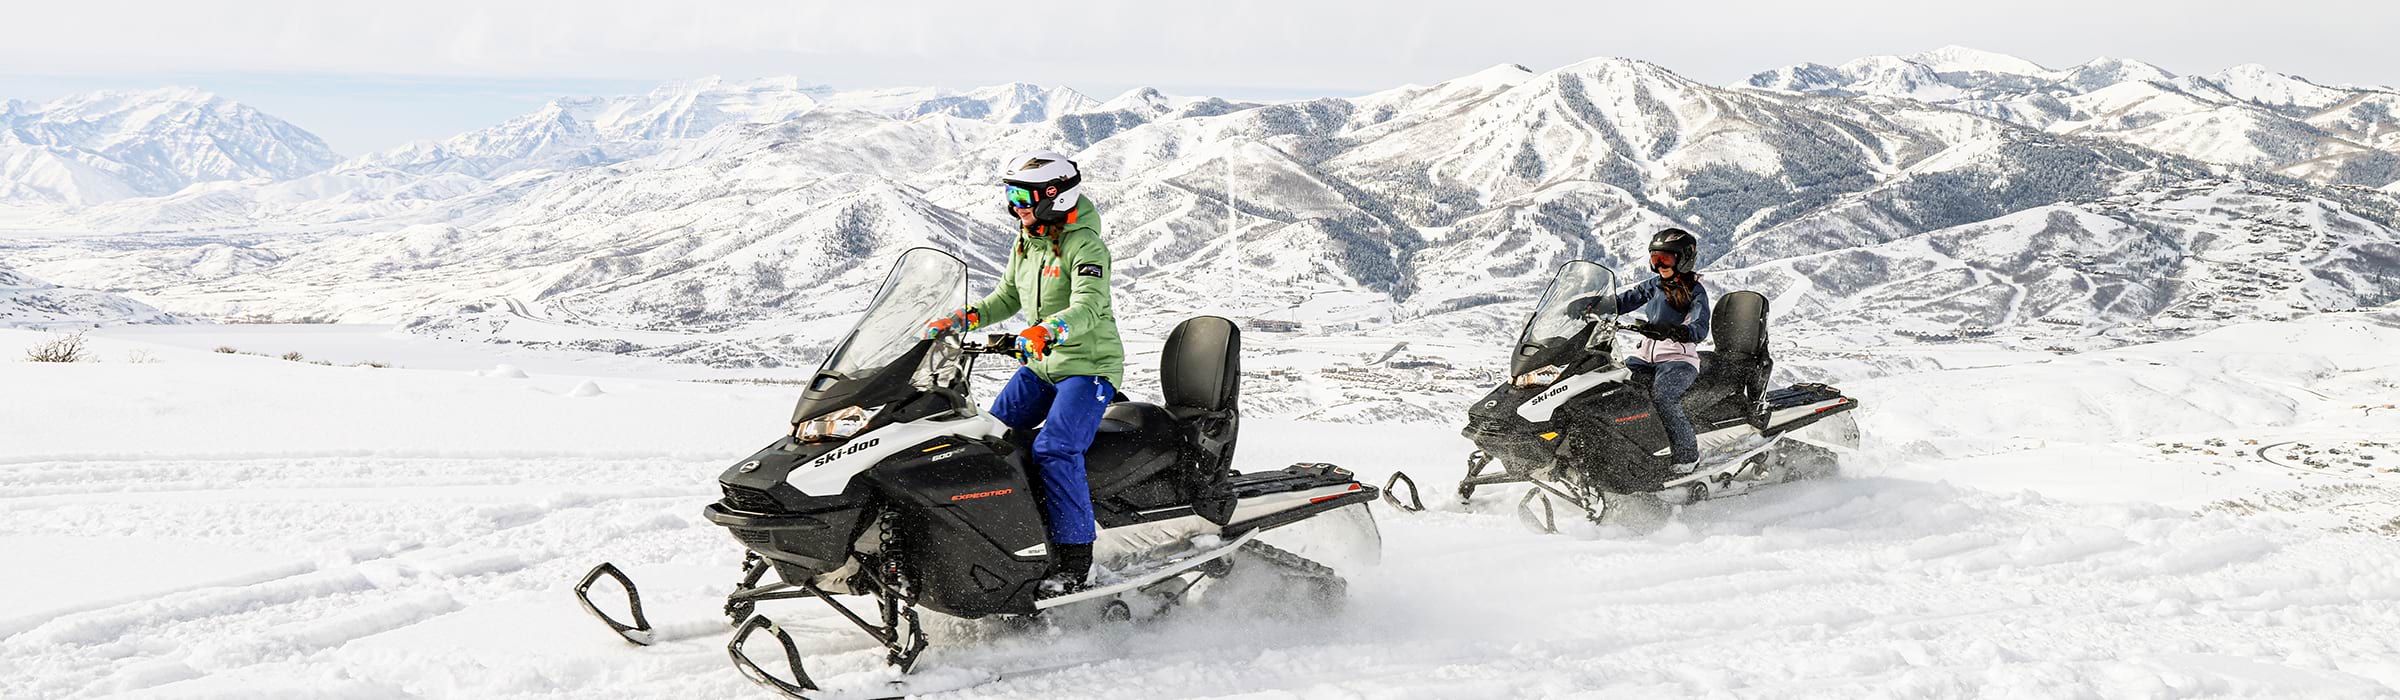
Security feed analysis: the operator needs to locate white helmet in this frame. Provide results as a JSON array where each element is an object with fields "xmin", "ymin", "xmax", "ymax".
[{"xmin": 1000, "ymin": 150, "xmax": 1083, "ymax": 224}]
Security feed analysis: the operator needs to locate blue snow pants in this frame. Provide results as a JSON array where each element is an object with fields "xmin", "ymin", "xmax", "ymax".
[
  {"xmin": 1626, "ymin": 357, "xmax": 1701, "ymax": 464},
  {"xmin": 988, "ymin": 367, "xmax": 1115, "ymax": 545}
]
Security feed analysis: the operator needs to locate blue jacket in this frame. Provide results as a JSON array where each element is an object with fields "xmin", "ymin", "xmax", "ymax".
[{"xmin": 1614, "ymin": 276, "xmax": 1711, "ymax": 365}]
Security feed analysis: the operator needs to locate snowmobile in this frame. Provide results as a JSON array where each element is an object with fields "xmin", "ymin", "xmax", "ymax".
[
  {"xmin": 575, "ymin": 247, "xmax": 1380, "ymax": 698},
  {"xmin": 1383, "ymin": 260, "xmax": 1860, "ymax": 532}
]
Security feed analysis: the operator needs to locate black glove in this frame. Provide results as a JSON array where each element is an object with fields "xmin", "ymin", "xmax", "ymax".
[{"xmin": 1636, "ymin": 321, "xmax": 1691, "ymax": 342}]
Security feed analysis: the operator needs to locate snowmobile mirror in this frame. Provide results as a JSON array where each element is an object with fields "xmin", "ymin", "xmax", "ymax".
[
  {"xmin": 573, "ymin": 562, "xmax": 656, "ymax": 646},
  {"xmin": 729, "ymin": 615, "xmax": 818, "ymax": 697}
]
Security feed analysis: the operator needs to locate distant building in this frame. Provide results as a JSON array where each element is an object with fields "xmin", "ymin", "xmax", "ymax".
[{"xmin": 1243, "ymin": 319, "xmax": 1304, "ymax": 333}]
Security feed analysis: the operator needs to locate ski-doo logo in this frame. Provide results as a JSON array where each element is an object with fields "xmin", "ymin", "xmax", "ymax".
[
  {"xmin": 806, "ymin": 438, "xmax": 881, "ymax": 470},
  {"xmin": 738, "ymin": 460, "xmax": 762, "ymax": 473},
  {"xmin": 949, "ymin": 488, "xmax": 1013, "ymax": 502},
  {"xmin": 1533, "ymin": 382, "xmax": 1573, "ymax": 406}
]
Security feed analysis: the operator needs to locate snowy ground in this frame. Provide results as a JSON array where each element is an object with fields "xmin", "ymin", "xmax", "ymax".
[{"xmin": 4, "ymin": 314, "xmax": 2399, "ymax": 699}]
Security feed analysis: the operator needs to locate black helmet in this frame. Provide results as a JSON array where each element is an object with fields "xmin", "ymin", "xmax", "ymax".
[{"xmin": 1648, "ymin": 228, "xmax": 1698, "ymax": 276}]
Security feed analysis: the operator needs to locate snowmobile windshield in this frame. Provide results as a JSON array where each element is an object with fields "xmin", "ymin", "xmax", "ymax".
[
  {"xmin": 820, "ymin": 248, "xmax": 968, "ymax": 380},
  {"xmin": 1513, "ymin": 260, "xmax": 1617, "ymax": 375}
]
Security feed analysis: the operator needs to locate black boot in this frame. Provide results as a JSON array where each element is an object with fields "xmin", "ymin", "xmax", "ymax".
[{"xmin": 1036, "ymin": 542, "xmax": 1093, "ymax": 598}]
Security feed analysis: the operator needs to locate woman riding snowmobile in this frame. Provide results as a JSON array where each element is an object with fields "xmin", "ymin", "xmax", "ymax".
[
  {"xmin": 925, "ymin": 150, "xmax": 1123, "ymax": 596},
  {"xmin": 1614, "ymin": 228, "xmax": 1712, "ymax": 474}
]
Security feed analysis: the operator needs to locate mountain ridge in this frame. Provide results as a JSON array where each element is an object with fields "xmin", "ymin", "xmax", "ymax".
[{"xmin": 5, "ymin": 51, "xmax": 2395, "ymax": 371}]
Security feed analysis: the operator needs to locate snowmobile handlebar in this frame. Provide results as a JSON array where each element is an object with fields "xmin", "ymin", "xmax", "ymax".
[
  {"xmin": 958, "ymin": 332, "xmax": 1029, "ymax": 356},
  {"xmin": 1597, "ymin": 317, "xmax": 1685, "ymax": 342}
]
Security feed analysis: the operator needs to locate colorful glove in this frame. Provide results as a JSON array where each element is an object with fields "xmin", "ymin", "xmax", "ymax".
[
  {"xmin": 924, "ymin": 308, "xmax": 978, "ymax": 339},
  {"xmin": 1014, "ymin": 320, "xmax": 1067, "ymax": 360},
  {"xmin": 1014, "ymin": 324, "xmax": 1052, "ymax": 360}
]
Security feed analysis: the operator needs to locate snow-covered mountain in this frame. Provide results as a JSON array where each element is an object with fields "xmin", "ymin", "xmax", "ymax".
[
  {"xmin": 7, "ymin": 52, "xmax": 2398, "ymax": 370},
  {"xmin": 1714, "ymin": 179, "xmax": 2400, "ymax": 351},
  {"xmin": 6, "ymin": 79, "xmax": 1124, "ymax": 233},
  {"xmin": 0, "ymin": 88, "xmax": 338, "ymax": 206},
  {"xmin": 0, "ymin": 261, "xmax": 180, "ymax": 329},
  {"xmin": 336, "ymin": 77, "xmax": 1104, "ymax": 181},
  {"xmin": 1740, "ymin": 47, "xmax": 2400, "ymax": 189}
]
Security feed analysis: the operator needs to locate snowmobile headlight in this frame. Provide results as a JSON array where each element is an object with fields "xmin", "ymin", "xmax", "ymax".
[
  {"xmin": 796, "ymin": 405, "xmax": 881, "ymax": 443},
  {"xmin": 1513, "ymin": 364, "xmax": 1565, "ymax": 388}
]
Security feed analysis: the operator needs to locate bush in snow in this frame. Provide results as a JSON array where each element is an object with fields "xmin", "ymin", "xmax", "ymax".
[
  {"xmin": 25, "ymin": 332, "xmax": 89, "ymax": 363},
  {"xmin": 214, "ymin": 346, "xmax": 238, "ymax": 354},
  {"xmin": 281, "ymin": 351, "xmax": 305, "ymax": 362},
  {"xmin": 125, "ymin": 349, "xmax": 157, "ymax": 364}
]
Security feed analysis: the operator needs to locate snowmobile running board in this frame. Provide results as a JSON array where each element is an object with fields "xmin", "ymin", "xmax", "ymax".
[{"xmin": 1033, "ymin": 530, "xmax": 1260, "ymax": 610}]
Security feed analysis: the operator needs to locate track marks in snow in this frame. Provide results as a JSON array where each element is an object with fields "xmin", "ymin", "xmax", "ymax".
[
  {"xmin": 0, "ymin": 452, "xmax": 722, "ymax": 699},
  {"xmin": 9, "ymin": 444, "xmax": 2400, "ymax": 697},
  {"xmin": 1336, "ymin": 477, "xmax": 2400, "ymax": 698}
]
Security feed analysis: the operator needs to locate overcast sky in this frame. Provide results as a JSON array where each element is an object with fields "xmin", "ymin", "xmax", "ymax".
[{"xmin": 5, "ymin": 0, "xmax": 2391, "ymax": 155}]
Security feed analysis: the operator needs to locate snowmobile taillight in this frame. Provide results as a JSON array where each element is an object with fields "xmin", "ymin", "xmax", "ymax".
[
  {"xmin": 1309, "ymin": 483, "xmax": 1364, "ymax": 504},
  {"xmin": 795, "ymin": 405, "xmax": 880, "ymax": 443},
  {"xmin": 1513, "ymin": 364, "xmax": 1565, "ymax": 388}
]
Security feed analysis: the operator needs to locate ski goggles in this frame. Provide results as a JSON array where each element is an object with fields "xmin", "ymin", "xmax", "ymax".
[
  {"xmin": 1006, "ymin": 184, "xmax": 1040, "ymax": 210},
  {"xmin": 1650, "ymin": 251, "xmax": 1678, "ymax": 270}
]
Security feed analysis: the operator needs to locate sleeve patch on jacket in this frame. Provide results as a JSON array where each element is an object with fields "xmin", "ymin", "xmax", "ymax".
[{"xmin": 1075, "ymin": 263, "xmax": 1103, "ymax": 278}]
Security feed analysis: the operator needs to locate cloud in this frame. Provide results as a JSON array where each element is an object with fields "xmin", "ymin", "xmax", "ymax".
[{"xmin": 11, "ymin": 0, "xmax": 2387, "ymax": 91}]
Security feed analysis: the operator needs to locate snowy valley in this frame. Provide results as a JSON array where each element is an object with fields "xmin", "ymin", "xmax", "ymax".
[{"xmin": 3, "ymin": 45, "xmax": 2399, "ymax": 699}]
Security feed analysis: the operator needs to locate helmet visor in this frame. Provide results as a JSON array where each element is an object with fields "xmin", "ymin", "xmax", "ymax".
[
  {"xmin": 1006, "ymin": 185, "xmax": 1039, "ymax": 210},
  {"xmin": 1649, "ymin": 251, "xmax": 1678, "ymax": 271}
]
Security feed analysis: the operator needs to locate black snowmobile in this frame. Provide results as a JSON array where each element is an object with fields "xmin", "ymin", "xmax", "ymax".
[
  {"xmin": 1384, "ymin": 260, "xmax": 1860, "ymax": 531},
  {"xmin": 575, "ymin": 247, "xmax": 1380, "ymax": 698}
]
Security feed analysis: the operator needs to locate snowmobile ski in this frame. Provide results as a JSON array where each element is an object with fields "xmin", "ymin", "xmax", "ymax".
[{"xmin": 574, "ymin": 562, "xmax": 655, "ymax": 646}]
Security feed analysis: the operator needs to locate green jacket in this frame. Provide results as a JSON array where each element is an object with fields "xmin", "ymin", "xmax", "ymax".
[{"xmin": 968, "ymin": 196, "xmax": 1125, "ymax": 387}]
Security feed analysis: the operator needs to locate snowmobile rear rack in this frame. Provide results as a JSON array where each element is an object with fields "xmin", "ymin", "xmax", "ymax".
[{"xmin": 574, "ymin": 562, "xmax": 655, "ymax": 646}]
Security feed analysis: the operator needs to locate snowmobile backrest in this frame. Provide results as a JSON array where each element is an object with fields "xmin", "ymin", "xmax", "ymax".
[
  {"xmin": 1711, "ymin": 290, "xmax": 1768, "ymax": 361},
  {"xmin": 1162, "ymin": 316, "xmax": 1240, "ymax": 414}
]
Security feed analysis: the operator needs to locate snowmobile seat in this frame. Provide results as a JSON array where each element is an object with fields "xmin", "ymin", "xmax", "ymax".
[
  {"xmin": 1677, "ymin": 291, "xmax": 1771, "ymax": 415},
  {"xmin": 1085, "ymin": 316, "xmax": 1242, "ymax": 516},
  {"xmin": 1085, "ymin": 401, "xmax": 1183, "ymax": 501},
  {"xmin": 1160, "ymin": 315, "xmax": 1240, "ymax": 466},
  {"xmin": 1098, "ymin": 401, "xmax": 1165, "ymax": 434},
  {"xmin": 1711, "ymin": 290, "xmax": 1769, "ymax": 366},
  {"xmin": 1161, "ymin": 316, "xmax": 1240, "ymax": 422}
]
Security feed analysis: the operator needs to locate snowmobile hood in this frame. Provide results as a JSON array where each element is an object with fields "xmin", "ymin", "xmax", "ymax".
[{"xmin": 717, "ymin": 437, "xmax": 870, "ymax": 513}]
